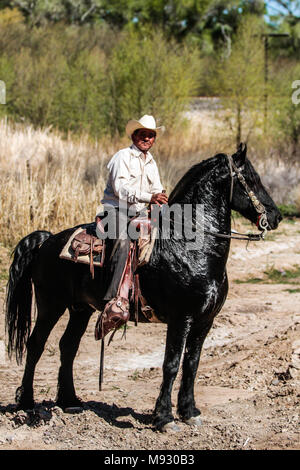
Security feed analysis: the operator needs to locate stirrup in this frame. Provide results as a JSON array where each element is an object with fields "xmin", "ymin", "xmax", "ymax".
[{"xmin": 94, "ymin": 296, "xmax": 130, "ymax": 341}]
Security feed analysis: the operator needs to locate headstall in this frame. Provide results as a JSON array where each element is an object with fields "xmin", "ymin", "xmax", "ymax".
[{"xmin": 205, "ymin": 155, "xmax": 269, "ymax": 242}]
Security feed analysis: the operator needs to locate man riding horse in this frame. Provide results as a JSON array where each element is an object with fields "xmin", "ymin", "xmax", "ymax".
[
  {"xmin": 5, "ymin": 137, "xmax": 282, "ymax": 426},
  {"xmin": 98, "ymin": 114, "xmax": 168, "ymax": 338}
]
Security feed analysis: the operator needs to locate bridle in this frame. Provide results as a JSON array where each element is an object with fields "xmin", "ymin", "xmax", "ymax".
[{"xmin": 204, "ymin": 154, "xmax": 270, "ymax": 242}]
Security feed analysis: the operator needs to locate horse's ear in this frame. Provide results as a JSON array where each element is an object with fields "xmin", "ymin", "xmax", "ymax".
[{"xmin": 233, "ymin": 142, "xmax": 247, "ymax": 166}]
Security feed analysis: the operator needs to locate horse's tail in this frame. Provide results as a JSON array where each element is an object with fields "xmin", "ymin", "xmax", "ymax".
[{"xmin": 5, "ymin": 230, "xmax": 52, "ymax": 364}]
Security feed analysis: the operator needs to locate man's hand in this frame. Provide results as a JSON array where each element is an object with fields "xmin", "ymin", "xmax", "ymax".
[{"xmin": 150, "ymin": 192, "xmax": 168, "ymax": 205}]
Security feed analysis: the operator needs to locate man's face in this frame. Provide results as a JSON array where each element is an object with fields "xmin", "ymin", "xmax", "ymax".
[{"xmin": 132, "ymin": 129, "xmax": 156, "ymax": 153}]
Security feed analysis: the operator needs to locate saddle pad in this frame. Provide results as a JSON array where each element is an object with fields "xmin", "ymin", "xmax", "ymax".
[{"xmin": 59, "ymin": 227, "xmax": 104, "ymax": 267}]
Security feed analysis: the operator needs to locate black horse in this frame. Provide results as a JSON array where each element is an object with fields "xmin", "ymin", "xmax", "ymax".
[{"xmin": 5, "ymin": 144, "xmax": 281, "ymax": 431}]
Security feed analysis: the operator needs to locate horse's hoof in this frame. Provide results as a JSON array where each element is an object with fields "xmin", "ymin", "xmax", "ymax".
[
  {"xmin": 184, "ymin": 416, "xmax": 202, "ymax": 427},
  {"xmin": 15, "ymin": 387, "xmax": 34, "ymax": 411},
  {"xmin": 161, "ymin": 421, "xmax": 181, "ymax": 433},
  {"xmin": 16, "ymin": 403, "xmax": 34, "ymax": 412},
  {"xmin": 56, "ymin": 395, "xmax": 83, "ymax": 411}
]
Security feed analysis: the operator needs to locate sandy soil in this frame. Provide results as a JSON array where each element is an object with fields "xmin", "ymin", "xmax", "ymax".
[{"xmin": 0, "ymin": 220, "xmax": 299, "ymax": 451}]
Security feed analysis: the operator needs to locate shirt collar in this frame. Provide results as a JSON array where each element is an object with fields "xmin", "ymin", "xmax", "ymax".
[{"xmin": 130, "ymin": 144, "xmax": 153, "ymax": 164}]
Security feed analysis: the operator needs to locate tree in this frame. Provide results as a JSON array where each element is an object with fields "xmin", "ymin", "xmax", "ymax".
[
  {"xmin": 266, "ymin": 0, "xmax": 300, "ymax": 57},
  {"xmin": 106, "ymin": 29, "xmax": 199, "ymax": 135},
  {"xmin": 4, "ymin": 0, "xmax": 267, "ymax": 51},
  {"xmin": 10, "ymin": 0, "xmax": 105, "ymax": 25},
  {"xmin": 212, "ymin": 15, "xmax": 265, "ymax": 146},
  {"xmin": 269, "ymin": 61, "xmax": 300, "ymax": 159}
]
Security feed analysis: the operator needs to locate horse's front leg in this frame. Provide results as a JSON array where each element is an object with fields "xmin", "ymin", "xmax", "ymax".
[
  {"xmin": 177, "ymin": 319, "xmax": 213, "ymax": 425},
  {"xmin": 153, "ymin": 319, "xmax": 188, "ymax": 431}
]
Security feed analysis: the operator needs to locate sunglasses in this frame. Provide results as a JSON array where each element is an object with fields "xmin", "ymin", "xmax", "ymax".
[{"xmin": 135, "ymin": 130, "xmax": 156, "ymax": 139}]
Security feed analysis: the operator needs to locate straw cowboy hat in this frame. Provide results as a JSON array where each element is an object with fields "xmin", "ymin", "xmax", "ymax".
[{"xmin": 125, "ymin": 114, "xmax": 164, "ymax": 138}]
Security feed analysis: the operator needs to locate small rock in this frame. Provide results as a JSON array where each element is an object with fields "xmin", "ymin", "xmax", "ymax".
[
  {"xmin": 292, "ymin": 339, "xmax": 300, "ymax": 350},
  {"xmin": 0, "ymin": 341, "xmax": 5, "ymax": 365},
  {"xmin": 12, "ymin": 411, "xmax": 28, "ymax": 426},
  {"xmin": 291, "ymin": 356, "xmax": 300, "ymax": 370},
  {"xmin": 37, "ymin": 409, "xmax": 52, "ymax": 421},
  {"xmin": 292, "ymin": 315, "xmax": 300, "ymax": 325},
  {"xmin": 289, "ymin": 367, "xmax": 299, "ymax": 379},
  {"xmin": 271, "ymin": 379, "xmax": 280, "ymax": 386},
  {"xmin": 64, "ymin": 407, "xmax": 83, "ymax": 414}
]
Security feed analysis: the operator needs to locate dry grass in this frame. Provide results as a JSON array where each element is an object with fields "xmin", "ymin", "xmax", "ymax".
[
  {"xmin": 0, "ymin": 113, "xmax": 297, "ymax": 248},
  {"xmin": 0, "ymin": 115, "xmax": 226, "ymax": 246},
  {"xmin": 0, "ymin": 119, "xmax": 107, "ymax": 245}
]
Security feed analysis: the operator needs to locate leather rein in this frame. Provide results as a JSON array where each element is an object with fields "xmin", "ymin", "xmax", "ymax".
[{"xmin": 204, "ymin": 155, "xmax": 269, "ymax": 242}]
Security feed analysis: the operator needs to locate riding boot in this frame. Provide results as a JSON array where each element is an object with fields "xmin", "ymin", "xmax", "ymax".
[
  {"xmin": 95, "ymin": 296, "xmax": 130, "ymax": 341},
  {"xmin": 95, "ymin": 243, "xmax": 131, "ymax": 340}
]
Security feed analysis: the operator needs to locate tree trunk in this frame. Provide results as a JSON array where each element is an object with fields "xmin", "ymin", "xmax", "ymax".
[{"xmin": 236, "ymin": 103, "xmax": 241, "ymax": 147}]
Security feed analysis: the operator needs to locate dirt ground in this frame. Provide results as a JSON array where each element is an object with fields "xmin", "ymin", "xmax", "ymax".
[{"xmin": 0, "ymin": 219, "xmax": 299, "ymax": 451}]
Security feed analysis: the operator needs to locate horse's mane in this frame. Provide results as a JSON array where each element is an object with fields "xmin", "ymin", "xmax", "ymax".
[{"xmin": 168, "ymin": 153, "xmax": 227, "ymax": 204}]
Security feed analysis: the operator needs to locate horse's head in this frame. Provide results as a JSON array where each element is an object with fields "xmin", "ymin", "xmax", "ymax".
[{"xmin": 229, "ymin": 143, "xmax": 282, "ymax": 231}]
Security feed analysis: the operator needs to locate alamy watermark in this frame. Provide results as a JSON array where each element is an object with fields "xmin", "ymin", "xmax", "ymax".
[
  {"xmin": 292, "ymin": 80, "xmax": 300, "ymax": 105},
  {"xmin": 96, "ymin": 200, "xmax": 205, "ymax": 251},
  {"xmin": 0, "ymin": 80, "xmax": 5, "ymax": 104}
]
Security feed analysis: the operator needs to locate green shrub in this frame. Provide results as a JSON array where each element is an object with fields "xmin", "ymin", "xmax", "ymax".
[
  {"xmin": 107, "ymin": 30, "xmax": 199, "ymax": 135},
  {"xmin": 264, "ymin": 265, "xmax": 300, "ymax": 283},
  {"xmin": 269, "ymin": 61, "xmax": 300, "ymax": 158},
  {"xmin": 3, "ymin": 25, "xmax": 110, "ymax": 135},
  {"xmin": 278, "ymin": 204, "xmax": 300, "ymax": 218},
  {"xmin": 235, "ymin": 264, "xmax": 300, "ymax": 285},
  {"xmin": 0, "ymin": 23, "xmax": 200, "ymax": 137},
  {"xmin": 0, "ymin": 54, "xmax": 15, "ymax": 117},
  {"xmin": 211, "ymin": 16, "xmax": 265, "ymax": 146}
]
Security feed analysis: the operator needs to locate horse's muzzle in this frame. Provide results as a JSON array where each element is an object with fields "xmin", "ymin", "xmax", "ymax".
[{"xmin": 257, "ymin": 212, "xmax": 282, "ymax": 231}]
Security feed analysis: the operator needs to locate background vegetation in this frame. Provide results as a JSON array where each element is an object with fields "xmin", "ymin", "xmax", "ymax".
[{"xmin": 0, "ymin": 0, "xmax": 299, "ymax": 245}]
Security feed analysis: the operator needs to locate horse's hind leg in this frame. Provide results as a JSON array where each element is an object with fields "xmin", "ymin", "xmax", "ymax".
[
  {"xmin": 16, "ymin": 302, "xmax": 65, "ymax": 410},
  {"xmin": 177, "ymin": 320, "xmax": 213, "ymax": 425},
  {"xmin": 56, "ymin": 305, "xmax": 93, "ymax": 410}
]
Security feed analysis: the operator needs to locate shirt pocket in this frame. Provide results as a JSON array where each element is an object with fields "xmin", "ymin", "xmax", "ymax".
[
  {"xmin": 146, "ymin": 165, "xmax": 156, "ymax": 184},
  {"xmin": 129, "ymin": 160, "xmax": 142, "ymax": 182}
]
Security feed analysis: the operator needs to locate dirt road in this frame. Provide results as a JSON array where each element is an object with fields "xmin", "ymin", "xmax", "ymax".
[{"xmin": 0, "ymin": 220, "xmax": 299, "ymax": 450}]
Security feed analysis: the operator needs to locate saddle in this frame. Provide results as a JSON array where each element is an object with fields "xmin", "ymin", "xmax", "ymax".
[
  {"xmin": 59, "ymin": 213, "xmax": 157, "ymax": 276},
  {"xmin": 59, "ymin": 216, "xmax": 159, "ymax": 333},
  {"xmin": 59, "ymin": 225, "xmax": 105, "ymax": 279}
]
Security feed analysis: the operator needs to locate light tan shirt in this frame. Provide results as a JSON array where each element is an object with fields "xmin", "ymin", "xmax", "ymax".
[{"xmin": 101, "ymin": 144, "xmax": 163, "ymax": 213}]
